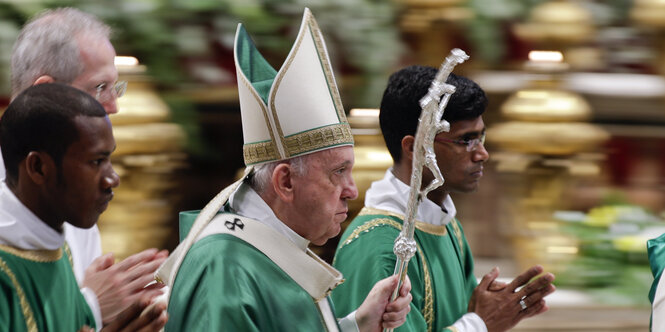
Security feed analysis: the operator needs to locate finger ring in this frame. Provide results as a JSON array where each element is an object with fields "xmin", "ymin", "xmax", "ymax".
[{"xmin": 519, "ymin": 299, "xmax": 527, "ymax": 310}]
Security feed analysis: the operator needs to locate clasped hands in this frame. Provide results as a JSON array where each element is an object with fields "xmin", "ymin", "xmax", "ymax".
[
  {"xmin": 82, "ymin": 248, "xmax": 169, "ymax": 331},
  {"xmin": 469, "ymin": 265, "xmax": 556, "ymax": 332}
]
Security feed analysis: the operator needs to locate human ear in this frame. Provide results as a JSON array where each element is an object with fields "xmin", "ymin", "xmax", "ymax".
[
  {"xmin": 24, "ymin": 151, "xmax": 56, "ymax": 185},
  {"xmin": 33, "ymin": 75, "xmax": 56, "ymax": 86},
  {"xmin": 271, "ymin": 163, "xmax": 295, "ymax": 203},
  {"xmin": 400, "ymin": 135, "xmax": 415, "ymax": 163}
]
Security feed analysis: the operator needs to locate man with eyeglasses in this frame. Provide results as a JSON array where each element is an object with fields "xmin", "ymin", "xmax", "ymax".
[
  {"xmin": 331, "ymin": 66, "xmax": 556, "ymax": 332},
  {"xmin": 4, "ymin": 7, "xmax": 166, "ymax": 330}
]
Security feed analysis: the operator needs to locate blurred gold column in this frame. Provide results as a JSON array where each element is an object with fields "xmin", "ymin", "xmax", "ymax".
[
  {"xmin": 347, "ymin": 108, "xmax": 393, "ymax": 219},
  {"xmin": 514, "ymin": 0, "xmax": 601, "ymax": 70},
  {"xmin": 98, "ymin": 57, "xmax": 187, "ymax": 260},
  {"xmin": 487, "ymin": 51, "xmax": 609, "ymax": 273},
  {"xmin": 631, "ymin": 0, "xmax": 665, "ymax": 76}
]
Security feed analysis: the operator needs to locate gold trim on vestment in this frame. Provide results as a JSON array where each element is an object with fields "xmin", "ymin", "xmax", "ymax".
[
  {"xmin": 358, "ymin": 207, "xmax": 448, "ymax": 236},
  {"xmin": 447, "ymin": 326, "xmax": 460, "ymax": 332},
  {"xmin": 64, "ymin": 242, "xmax": 73, "ymax": 267},
  {"xmin": 416, "ymin": 243, "xmax": 434, "ymax": 332},
  {"xmin": 338, "ymin": 218, "xmax": 401, "ymax": 249},
  {"xmin": 450, "ymin": 219, "xmax": 465, "ymax": 262},
  {"xmin": 0, "ymin": 244, "xmax": 62, "ymax": 262},
  {"xmin": 0, "ymin": 257, "xmax": 37, "ymax": 332},
  {"xmin": 338, "ymin": 217, "xmax": 434, "ymax": 330}
]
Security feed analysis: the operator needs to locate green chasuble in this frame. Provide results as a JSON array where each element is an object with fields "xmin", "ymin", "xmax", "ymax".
[
  {"xmin": 647, "ymin": 232, "xmax": 665, "ymax": 328},
  {"xmin": 0, "ymin": 244, "xmax": 95, "ymax": 332},
  {"xmin": 166, "ymin": 232, "xmax": 337, "ymax": 331},
  {"xmin": 648, "ymin": 233, "xmax": 665, "ymax": 304},
  {"xmin": 332, "ymin": 207, "xmax": 476, "ymax": 332}
]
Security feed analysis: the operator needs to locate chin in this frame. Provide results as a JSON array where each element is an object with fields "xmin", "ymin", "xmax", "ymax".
[
  {"xmin": 331, "ymin": 222, "xmax": 343, "ymax": 237},
  {"xmin": 311, "ymin": 238, "xmax": 328, "ymax": 246},
  {"xmin": 466, "ymin": 185, "xmax": 480, "ymax": 193},
  {"xmin": 459, "ymin": 180, "xmax": 481, "ymax": 193},
  {"xmin": 78, "ymin": 216, "xmax": 100, "ymax": 229},
  {"xmin": 312, "ymin": 231, "xmax": 339, "ymax": 246}
]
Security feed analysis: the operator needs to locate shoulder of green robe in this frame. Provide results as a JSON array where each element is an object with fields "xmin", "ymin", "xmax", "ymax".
[
  {"xmin": 182, "ymin": 232, "xmax": 275, "ymax": 273},
  {"xmin": 648, "ymin": 233, "xmax": 665, "ymax": 303},
  {"xmin": 338, "ymin": 208, "xmax": 404, "ymax": 250},
  {"xmin": 174, "ymin": 233, "xmax": 298, "ymax": 297},
  {"xmin": 179, "ymin": 208, "xmax": 243, "ymax": 242},
  {"xmin": 0, "ymin": 244, "xmax": 64, "ymax": 263},
  {"xmin": 336, "ymin": 207, "xmax": 438, "ymax": 332}
]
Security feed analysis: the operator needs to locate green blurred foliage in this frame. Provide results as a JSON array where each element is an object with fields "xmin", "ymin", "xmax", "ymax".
[{"xmin": 554, "ymin": 204, "xmax": 661, "ymax": 307}]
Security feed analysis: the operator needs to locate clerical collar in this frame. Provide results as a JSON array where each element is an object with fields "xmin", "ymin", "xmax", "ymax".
[
  {"xmin": 229, "ymin": 182, "xmax": 310, "ymax": 251},
  {"xmin": 0, "ymin": 181, "xmax": 64, "ymax": 250},
  {"xmin": 364, "ymin": 169, "xmax": 457, "ymax": 226}
]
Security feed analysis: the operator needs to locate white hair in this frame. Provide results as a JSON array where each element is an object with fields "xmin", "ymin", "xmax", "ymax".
[
  {"xmin": 249, "ymin": 154, "xmax": 310, "ymax": 194},
  {"xmin": 11, "ymin": 8, "xmax": 111, "ymax": 98}
]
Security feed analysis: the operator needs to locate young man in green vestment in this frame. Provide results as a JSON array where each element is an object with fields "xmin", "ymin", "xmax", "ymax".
[
  {"xmin": 0, "ymin": 83, "xmax": 167, "ymax": 331},
  {"xmin": 331, "ymin": 66, "xmax": 556, "ymax": 332},
  {"xmin": 9, "ymin": 8, "xmax": 168, "ymax": 327},
  {"xmin": 158, "ymin": 8, "xmax": 412, "ymax": 332}
]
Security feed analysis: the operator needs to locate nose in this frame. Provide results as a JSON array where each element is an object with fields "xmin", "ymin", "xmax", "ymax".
[
  {"xmin": 103, "ymin": 99, "xmax": 118, "ymax": 115},
  {"xmin": 103, "ymin": 167, "xmax": 120, "ymax": 189},
  {"xmin": 472, "ymin": 142, "xmax": 489, "ymax": 163},
  {"xmin": 342, "ymin": 175, "xmax": 359, "ymax": 200}
]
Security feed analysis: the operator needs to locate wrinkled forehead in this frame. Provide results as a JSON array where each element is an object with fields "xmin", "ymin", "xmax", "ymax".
[{"xmin": 307, "ymin": 146, "xmax": 355, "ymax": 167}]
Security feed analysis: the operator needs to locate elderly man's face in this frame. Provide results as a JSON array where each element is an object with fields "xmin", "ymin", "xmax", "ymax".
[
  {"xmin": 290, "ymin": 146, "xmax": 358, "ymax": 245},
  {"xmin": 70, "ymin": 35, "xmax": 119, "ymax": 114}
]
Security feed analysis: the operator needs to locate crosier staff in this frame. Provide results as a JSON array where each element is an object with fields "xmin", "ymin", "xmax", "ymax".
[{"xmin": 385, "ymin": 48, "xmax": 469, "ymax": 332}]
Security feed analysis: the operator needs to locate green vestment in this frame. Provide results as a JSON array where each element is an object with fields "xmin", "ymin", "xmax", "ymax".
[
  {"xmin": 648, "ymin": 233, "xmax": 665, "ymax": 304},
  {"xmin": 647, "ymin": 233, "xmax": 665, "ymax": 329},
  {"xmin": 166, "ymin": 211, "xmax": 340, "ymax": 331},
  {"xmin": 332, "ymin": 207, "xmax": 476, "ymax": 332},
  {"xmin": 0, "ymin": 244, "xmax": 95, "ymax": 332}
]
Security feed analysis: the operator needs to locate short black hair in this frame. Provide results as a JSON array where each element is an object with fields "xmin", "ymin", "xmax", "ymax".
[
  {"xmin": 379, "ymin": 65, "xmax": 488, "ymax": 163},
  {"xmin": 0, "ymin": 83, "xmax": 106, "ymax": 185}
]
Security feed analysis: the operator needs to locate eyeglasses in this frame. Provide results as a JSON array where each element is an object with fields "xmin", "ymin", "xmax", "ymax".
[
  {"xmin": 434, "ymin": 132, "xmax": 486, "ymax": 152},
  {"xmin": 95, "ymin": 81, "xmax": 127, "ymax": 103}
]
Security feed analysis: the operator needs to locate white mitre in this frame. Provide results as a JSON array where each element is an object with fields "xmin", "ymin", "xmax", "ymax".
[
  {"xmin": 156, "ymin": 7, "xmax": 352, "ymax": 288},
  {"xmin": 236, "ymin": 8, "xmax": 353, "ymax": 165}
]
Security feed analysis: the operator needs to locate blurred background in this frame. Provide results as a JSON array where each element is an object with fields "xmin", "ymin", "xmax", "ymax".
[{"xmin": 1, "ymin": 0, "xmax": 665, "ymax": 330}]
